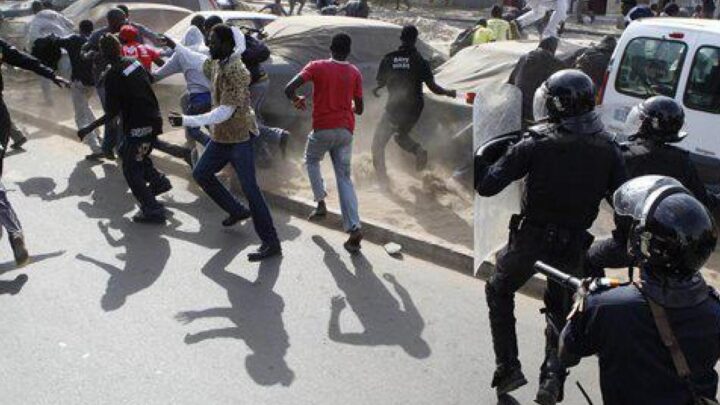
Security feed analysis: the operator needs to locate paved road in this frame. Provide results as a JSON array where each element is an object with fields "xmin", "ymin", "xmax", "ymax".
[{"xmin": 0, "ymin": 130, "xmax": 599, "ymax": 404}]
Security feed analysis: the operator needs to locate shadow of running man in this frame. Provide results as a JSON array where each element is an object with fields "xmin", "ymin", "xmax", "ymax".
[
  {"xmin": 312, "ymin": 235, "xmax": 430, "ymax": 359},
  {"xmin": 76, "ymin": 220, "xmax": 171, "ymax": 311},
  {"xmin": 175, "ymin": 250, "xmax": 294, "ymax": 387}
]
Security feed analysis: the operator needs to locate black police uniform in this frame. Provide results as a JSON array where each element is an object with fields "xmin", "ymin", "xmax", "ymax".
[
  {"xmin": 560, "ymin": 276, "xmax": 720, "ymax": 404},
  {"xmin": 476, "ymin": 112, "xmax": 627, "ymax": 382},
  {"xmin": 104, "ymin": 57, "xmax": 166, "ymax": 216},
  {"xmin": 587, "ymin": 141, "xmax": 717, "ymax": 276},
  {"xmin": 372, "ymin": 45, "xmax": 433, "ymax": 178}
]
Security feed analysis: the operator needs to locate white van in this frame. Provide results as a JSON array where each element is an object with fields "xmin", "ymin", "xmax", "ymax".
[{"xmin": 598, "ymin": 18, "xmax": 720, "ymax": 185}]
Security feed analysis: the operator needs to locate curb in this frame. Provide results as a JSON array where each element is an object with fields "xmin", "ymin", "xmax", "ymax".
[{"xmin": 9, "ymin": 107, "xmax": 474, "ymax": 275}]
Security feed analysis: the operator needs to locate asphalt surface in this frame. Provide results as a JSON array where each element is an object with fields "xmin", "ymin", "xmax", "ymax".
[{"xmin": 0, "ymin": 128, "xmax": 599, "ymax": 404}]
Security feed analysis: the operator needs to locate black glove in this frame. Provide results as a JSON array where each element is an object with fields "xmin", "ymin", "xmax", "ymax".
[{"xmin": 77, "ymin": 126, "xmax": 92, "ymax": 141}]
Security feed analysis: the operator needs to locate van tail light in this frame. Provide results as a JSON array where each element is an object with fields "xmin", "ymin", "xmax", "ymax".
[
  {"xmin": 597, "ymin": 69, "xmax": 610, "ymax": 106},
  {"xmin": 668, "ymin": 32, "xmax": 684, "ymax": 39}
]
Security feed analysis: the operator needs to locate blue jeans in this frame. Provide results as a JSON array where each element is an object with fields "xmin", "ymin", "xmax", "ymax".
[
  {"xmin": 181, "ymin": 92, "xmax": 211, "ymax": 146},
  {"xmin": 304, "ymin": 128, "xmax": 360, "ymax": 232},
  {"xmin": 192, "ymin": 139, "xmax": 279, "ymax": 245},
  {"xmin": 97, "ymin": 84, "xmax": 121, "ymax": 154}
]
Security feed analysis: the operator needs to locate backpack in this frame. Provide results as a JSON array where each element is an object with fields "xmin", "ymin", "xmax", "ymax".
[
  {"xmin": 242, "ymin": 35, "xmax": 270, "ymax": 65},
  {"xmin": 450, "ymin": 27, "xmax": 476, "ymax": 57}
]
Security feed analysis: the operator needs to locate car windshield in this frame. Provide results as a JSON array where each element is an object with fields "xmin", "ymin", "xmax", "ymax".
[
  {"xmin": 685, "ymin": 46, "xmax": 720, "ymax": 114},
  {"xmin": 615, "ymin": 37, "xmax": 687, "ymax": 98}
]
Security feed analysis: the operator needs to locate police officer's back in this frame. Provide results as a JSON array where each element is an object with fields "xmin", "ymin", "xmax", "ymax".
[{"xmin": 561, "ymin": 176, "xmax": 720, "ymax": 404}]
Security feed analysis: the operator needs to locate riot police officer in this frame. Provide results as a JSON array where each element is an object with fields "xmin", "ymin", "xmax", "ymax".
[
  {"xmin": 560, "ymin": 175, "xmax": 720, "ymax": 404},
  {"xmin": 587, "ymin": 96, "xmax": 717, "ymax": 276},
  {"xmin": 475, "ymin": 69, "xmax": 626, "ymax": 404}
]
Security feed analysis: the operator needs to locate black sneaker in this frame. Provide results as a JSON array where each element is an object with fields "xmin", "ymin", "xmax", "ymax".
[
  {"xmin": 11, "ymin": 136, "xmax": 28, "ymax": 150},
  {"xmin": 151, "ymin": 177, "xmax": 173, "ymax": 196},
  {"xmin": 416, "ymin": 149, "xmax": 428, "ymax": 171},
  {"xmin": 343, "ymin": 229, "xmax": 363, "ymax": 254},
  {"xmin": 132, "ymin": 210, "xmax": 166, "ymax": 224},
  {"xmin": 308, "ymin": 201, "xmax": 327, "ymax": 221},
  {"xmin": 492, "ymin": 367, "xmax": 528, "ymax": 397},
  {"xmin": 222, "ymin": 210, "xmax": 251, "ymax": 227},
  {"xmin": 103, "ymin": 150, "xmax": 116, "ymax": 161},
  {"xmin": 85, "ymin": 152, "xmax": 105, "ymax": 161},
  {"xmin": 10, "ymin": 233, "xmax": 29, "ymax": 266},
  {"xmin": 247, "ymin": 243, "xmax": 282, "ymax": 262},
  {"xmin": 535, "ymin": 374, "xmax": 564, "ymax": 405}
]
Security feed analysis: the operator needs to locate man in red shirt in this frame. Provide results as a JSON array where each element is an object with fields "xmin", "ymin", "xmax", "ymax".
[
  {"xmin": 118, "ymin": 24, "xmax": 163, "ymax": 71},
  {"xmin": 285, "ymin": 33, "xmax": 364, "ymax": 252}
]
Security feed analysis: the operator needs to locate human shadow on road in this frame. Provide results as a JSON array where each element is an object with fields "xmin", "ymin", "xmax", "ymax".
[
  {"xmin": 175, "ymin": 249, "xmax": 294, "ymax": 387},
  {"xmin": 0, "ymin": 274, "xmax": 28, "ymax": 295},
  {"xmin": 497, "ymin": 394, "xmax": 521, "ymax": 405},
  {"xmin": 0, "ymin": 250, "xmax": 65, "ymax": 276},
  {"xmin": 17, "ymin": 159, "xmax": 103, "ymax": 202},
  {"xmin": 312, "ymin": 235, "xmax": 430, "ymax": 359},
  {"xmin": 76, "ymin": 220, "xmax": 171, "ymax": 311}
]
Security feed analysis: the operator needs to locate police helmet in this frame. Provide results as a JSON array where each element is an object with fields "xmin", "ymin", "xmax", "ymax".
[
  {"xmin": 613, "ymin": 175, "xmax": 717, "ymax": 277},
  {"xmin": 533, "ymin": 69, "xmax": 596, "ymax": 123},
  {"xmin": 625, "ymin": 96, "xmax": 687, "ymax": 143}
]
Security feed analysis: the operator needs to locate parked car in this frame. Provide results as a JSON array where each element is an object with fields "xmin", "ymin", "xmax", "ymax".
[
  {"xmin": 597, "ymin": 18, "xmax": 720, "ymax": 187},
  {"xmin": 0, "ymin": 0, "xmax": 214, "ymax": 48},
  {"xmin": 164, "ymin": 10, "xmax": 276, "ymax": 40}
]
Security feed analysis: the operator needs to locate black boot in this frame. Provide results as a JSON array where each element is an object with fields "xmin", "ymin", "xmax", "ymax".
[
  {"xmin": 491, "ymin": 366, "xmax": 527, "ymax": 396},
  {"xmin": 308, "ymin": 200, "xmax": 327, "ymax": 221},
  {"xmin": 535, "ymin": 373, "xmax": 565, "ymax": 405}
]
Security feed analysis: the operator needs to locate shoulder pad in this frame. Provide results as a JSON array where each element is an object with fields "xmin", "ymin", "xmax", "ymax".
[{"xmin": 527, "ymin": 123, "xmax": 558, "ymax": 139}]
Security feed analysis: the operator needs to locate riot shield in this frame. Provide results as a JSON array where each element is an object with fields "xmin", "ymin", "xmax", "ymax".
[{"xmin": 473, "ymin": 83, "xmax": 523, "ymax": 276}]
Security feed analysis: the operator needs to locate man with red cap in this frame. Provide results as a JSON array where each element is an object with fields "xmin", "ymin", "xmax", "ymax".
[{"xmin": 118, "ymin": 24, "xmax": 164, "ymax": 71}]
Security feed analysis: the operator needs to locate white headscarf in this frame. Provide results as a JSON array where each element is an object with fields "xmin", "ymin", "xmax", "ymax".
[{"xmin": 181, "ymin": 25, "xmax": 205, "ymax": 48}]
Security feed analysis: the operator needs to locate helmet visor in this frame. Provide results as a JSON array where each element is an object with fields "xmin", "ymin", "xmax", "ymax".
[
  {"xmin": 623, "ymin": 104, "xmax": 644, "ymax": 137},
  {"xmin": 613, "ymin": 175, "xmax": 686, "ymax": 221},
  {"xmin": 533, "ymin": 85, "xmax": 550, "ymax": 122}
]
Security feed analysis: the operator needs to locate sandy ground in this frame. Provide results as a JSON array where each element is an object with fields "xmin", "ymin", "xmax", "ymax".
[{"xmin": 3, "ymin": 76, "xmax": 473, "ymax": 252}]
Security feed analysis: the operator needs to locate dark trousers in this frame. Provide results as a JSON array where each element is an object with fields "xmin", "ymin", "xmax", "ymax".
[
  {"xmin": 120, "ymin": 137, "xmax": 164, "ymax": 214},
  {"xmin": 586, "ymin": 235, "xmax": 632, "ymax": 277},
  {"xmin": 371, "ymin": 108, "xmax": 423, "ymax": 179},
  {"xmin": 486, "ymin": 224, "xmax": 588, "ymax": 379},
  {"xmin": 192, "ymin": 138, "xmax": 279, "ymax": 246}
]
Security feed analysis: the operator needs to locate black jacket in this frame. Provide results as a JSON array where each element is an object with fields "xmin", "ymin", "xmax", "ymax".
[
  {"xmin": 476, "ymin": 112, "xmax": 627, "ymax": 230},
  {"xmin": 509, "ymin": 48, "xmax": 565, "ymax": 126},
  {"xmin": 622, "ymin": 140, "xmax": 717, "ymax": 209},
  {"xmin": 54, "ymin": 34, "xmax": 94, "ymax": 86},
  {"xmin": 561, "ymin": 274, "xmax": 720, "ymax": 405},
  {"xmin": 377, "ymin": 45, "xmax": 434, "ymax": 115},
  {"xmin": 104, "ymin": 57, "xmax": 162, "ymax": 138},
  {"xmin": 0, "ymin": 38, "xmax": 56, "ymax": 93}
]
